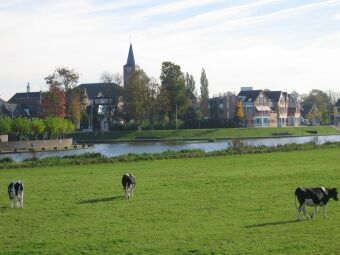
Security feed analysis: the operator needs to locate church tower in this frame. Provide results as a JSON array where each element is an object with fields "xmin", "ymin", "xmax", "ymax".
[{"xmin": 123, "ymin": 43, "xmax": 136, "ymax": 87}]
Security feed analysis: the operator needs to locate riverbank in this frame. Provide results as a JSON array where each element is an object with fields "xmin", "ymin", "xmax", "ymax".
[
  {"xmin": 2, "ymin": 140, "xmax": 340, "ymax": 169},
  {"xmin": 68, "ymin": 126, "xmax": 340, "ymax": 143}
]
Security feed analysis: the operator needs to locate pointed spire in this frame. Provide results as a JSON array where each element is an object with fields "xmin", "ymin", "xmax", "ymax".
[
  {"xmin": 27, "ymin": 82, "xmax": 31, "ymax": 93},
  {"xmin": 126, "ymin": 43, "xmax": 135, "ymax": 66}
]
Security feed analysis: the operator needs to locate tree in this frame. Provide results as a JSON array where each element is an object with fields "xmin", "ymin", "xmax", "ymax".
[
  {"xmin": 42, "ymin": 86, "xmax": 66, "ymax": 118},
  {"xmin": 301, "ymin": 90, "xmax": 329, "ymax": 124},
  {"xmin": 185, "ymin": 72, "xmax": 196, "ymax": 94},
  {"xmin": 145, "ymin": 77, "xmax": 160, "ymax": 129},
  {"xmin": 0, "ymin": 116, "xmax": 11, "ymax": 134},
  {"xmin": 12, "ymin": 117, "xmax": 30, "ymax": 140},
  {"xmin": 160, "ymin": 61, "xmax": 189, "ymax": 127},
  {"xmin": 200, "ymin": 68, "xmax": 209, "ymax": 119},
  {"xmin": 125, "ymin": 69, "xmax": 150, "ymax": 128},
  {"xmin": 30, "ymin": 118, "xmax": 45, "ymax": 140},
  {"xmin": 235, "ymin": 100, "xmax": 245, "ymax": 126},
  {"xmin": 100, "ymin": 71, "xmax": 123, "ymax": 86},
  {"xmin": 45, "ymin": 67, "xmax": 80, "ymax": 118},
  {"xmin": 68, "ymin": 88, "xmax": 84, "ymax": 128},
  {"xmin": 44, "ymin": 117, "xmax": 60, "ymax": 139}
]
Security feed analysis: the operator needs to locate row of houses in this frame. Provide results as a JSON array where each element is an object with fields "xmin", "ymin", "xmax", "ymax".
[
  {"xmin": 2, "ymin": 43, "xmax": 340, "ymax": 129},
  {"xmin": 203, "ymin": 88, "xmax": 301, "ymax": 128}
]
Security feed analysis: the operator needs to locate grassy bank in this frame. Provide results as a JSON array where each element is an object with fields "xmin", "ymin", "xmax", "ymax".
[
  {"xmin": 68, "ymin": 126, "xmax": 340, "ymax": 142},
  {"xmin": 1, "ymin": 148, "xmax": 340, "ymax": 254}
]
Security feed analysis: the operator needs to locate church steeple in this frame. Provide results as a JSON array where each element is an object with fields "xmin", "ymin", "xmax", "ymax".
[
  {"xmin": 123, "ymin": 43, "xmax": 136, "ymax": 87},
  {"xmin": 126, "ymin": 44, "xmax": 135, "ymax": 66},
  {"xmin": 26, "ymin": 82, "xmax": 31, "ymax": 93}
]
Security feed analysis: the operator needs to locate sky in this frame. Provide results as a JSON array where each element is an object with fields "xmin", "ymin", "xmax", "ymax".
[{"xmin": 1, "ymin": 0, "xmax": 340, "ymax": 100}]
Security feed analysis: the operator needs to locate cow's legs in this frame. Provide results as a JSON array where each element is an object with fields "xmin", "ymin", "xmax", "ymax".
[
  {"xmin": 296, "ymin": 206, "xmax": 301, "ymax": 221},
  {"xmin": 19, "ymin": 196, "xmax": 23, "ymax": 208},
  {"xmin": 300, "ymin": 204, "xmax": 311, "ymax": 219},
  {"xmin": 323, "ymin": 206, "xmax": 327, "ymax": 218},
  {"xmin": 311, "ymin": 206, "xmax": 318, "ymax": 218},
  {"xmin": 9, "ymin": 200, "xmax": 14, "ymax": 208}
]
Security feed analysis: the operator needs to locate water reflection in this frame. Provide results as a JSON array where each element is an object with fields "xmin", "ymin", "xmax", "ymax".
[{"xmin": 1, "ymin": 135, "xmax": 340, "ymax": 162}]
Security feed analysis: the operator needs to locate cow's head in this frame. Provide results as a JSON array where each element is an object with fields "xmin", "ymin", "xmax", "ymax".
[{"xmin": 330, "ymin": 188, "xmax": 338, "ymax": 201}]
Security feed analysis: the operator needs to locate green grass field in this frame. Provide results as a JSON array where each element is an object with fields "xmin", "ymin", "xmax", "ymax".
[
  {"xmin": 69, "ymin": 126, "xmax": 340, "ymax": 142},
  {"xmin": 1, "ymin": 148, "xmax": 340, "ymax": 254}
]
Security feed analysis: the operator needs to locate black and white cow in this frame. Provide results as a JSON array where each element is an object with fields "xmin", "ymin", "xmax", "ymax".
[
  {"xmin": 8, "ymin": 180, "xmax": 24, "ymax": 208},
  {"xmin": 122, "ymin": 174, "xmax": 135, "ymax": 199},
  {"xmin": 295, "ymin": 187, "xmax": 338, "ymax": 220}
]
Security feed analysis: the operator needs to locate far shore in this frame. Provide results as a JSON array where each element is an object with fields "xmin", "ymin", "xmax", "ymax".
[{"xmin": 68, "ymin": 125, "xmax": 340, "ymax": 143}]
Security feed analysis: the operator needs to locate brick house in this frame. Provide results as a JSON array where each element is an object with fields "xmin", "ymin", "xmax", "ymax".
[
  {"xmin": 238, "ymin": 88, "xmax": 301, "ymax": 128},
  {"xmin": 238, "ymin": 90, "xmax": 271, "ymax": 127},
  {"xmin": 287, "ymin": 91, "xmax": 301, "ymax": 126},
  {"xmin": 208, "ymin": 92, "xmax": 237, "ymax": 121}
]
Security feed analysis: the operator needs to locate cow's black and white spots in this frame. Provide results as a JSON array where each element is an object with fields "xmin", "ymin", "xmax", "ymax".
[
  {"xmin": 295, "ymin": 187, "xmax": 338, "ymax": 220},
  {"xmin": 122, "ymin": 174, "xmax": 135, "ymax": 199},
  {"xmin": 8, "ymin": 180, "xmax": 24, "ymax": 208}
]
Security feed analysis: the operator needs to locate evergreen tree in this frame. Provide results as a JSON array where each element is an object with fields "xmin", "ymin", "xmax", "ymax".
[{"xmin": 200, "ymin": 68, "xmax": 209, "ymax": 119}]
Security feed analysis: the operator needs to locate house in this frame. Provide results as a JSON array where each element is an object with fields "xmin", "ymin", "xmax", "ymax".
[
  {"xmin": 77, "ymin": 82, "xmax": 123, "ymax": 131},
  {"xmin": 334, "ymin": 99, "xmax": 340, "ymax": 125},
  {"xmin": 263, "ymin": 91, "xmax": 287, "ymax": 127},
  {"xmin": 8, "ymin": 83, "xmax": 44, "ymax": 117},
  {"xmin": 0, "ymin": 98, "xmax": 17, "ymax": 117},
  {"xmin": 208, "ymin": 92, "xmax": 237, "ymax": 121},
  {"xmin": 238, "ymin": 90, "xmax": 271, "ymax": 128},
  {"xmin": 287, "ymin": 91, "xmax": 301, "ymax": 126},
  {"xmin": 238, "ymin": 88, "xmax": 301, "ymax": 128}
]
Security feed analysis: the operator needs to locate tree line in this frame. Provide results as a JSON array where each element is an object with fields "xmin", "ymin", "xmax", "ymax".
[{"xmin": 0, "ymin": 116, "xmax": 74, "ymax": 140}]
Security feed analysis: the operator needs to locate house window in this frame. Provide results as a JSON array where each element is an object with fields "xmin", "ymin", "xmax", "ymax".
[{"xmin": 219, "ymin": 103, "xmax": 223, "ymax": 109}]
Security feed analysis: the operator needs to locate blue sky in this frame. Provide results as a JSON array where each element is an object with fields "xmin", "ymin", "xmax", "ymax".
[{"xmin": 1, "ymin": 0, "xmax": 340, "ymax": 100}]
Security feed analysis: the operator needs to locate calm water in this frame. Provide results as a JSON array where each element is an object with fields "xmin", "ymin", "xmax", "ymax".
[{"xmin": 1, "ymin": 135, "xmax": 340, "ymax": 162}]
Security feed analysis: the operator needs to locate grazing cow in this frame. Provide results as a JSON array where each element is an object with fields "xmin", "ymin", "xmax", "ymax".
[
  {"xmin": 8, "ymin": 180, "xmax": 24, "ymax": 208},
  {"xmin": 122, "ymin": 174, "xmax": 135, "ymax": 199},
  {"xmin": 295, "ymin": 187, "xmax": 338, "ymax": 220}
]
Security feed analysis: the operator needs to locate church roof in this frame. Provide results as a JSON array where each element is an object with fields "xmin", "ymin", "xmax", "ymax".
[
  {"xmin": 78, "ymin": 83, "xmax": 123, "ymax": 99},
  {"xmin": 8, "ymin": 91, "xmax": 42, "ymax": 102},
  {"xmin": 125, "ymin": 43, "xmax": 135, "ymax": 67}
]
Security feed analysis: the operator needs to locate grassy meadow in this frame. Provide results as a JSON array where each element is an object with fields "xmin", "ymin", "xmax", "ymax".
[
  {"xmin": 69, "ymin": 126, "xmax": 340, "ymax": 142},
  {"xmin": 0, "ymin": 148, "xmax": 340, "ymax": 254}
]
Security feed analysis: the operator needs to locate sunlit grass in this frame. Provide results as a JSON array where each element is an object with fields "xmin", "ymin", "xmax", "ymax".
[{"xmin": 0, "ymin": 147, "xmax": 340, "ymax": 254}]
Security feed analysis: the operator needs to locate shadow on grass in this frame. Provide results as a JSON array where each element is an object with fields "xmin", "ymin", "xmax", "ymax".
[
  {"xmin": 245, "ymin": 219, "xmax": 299, "ymax": 228},
  {"xmin": 78, "ymin": 195, "xmax": 124, "ymax": 204}
]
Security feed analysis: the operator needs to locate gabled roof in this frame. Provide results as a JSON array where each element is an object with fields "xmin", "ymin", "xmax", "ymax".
[
  {"xmin": 0, "ymin": 98, "xmax": 17, "ymax": 116},
  {"xmin": 8, "ymin": 91, "xmax": 42, "ymax": 102},
  {"xmin": 264, "ymin": 91, "xmax": 282, "ymax": 102},
  {"xmin": 238, "ymin": 90, "xmax": 261, "ymax": 102},
  {"xmin": 124, "ymin": 43, "xmax": 135, "ymax": 67},
  {"xmin": 77, "ymin": 83, "xmax": 123, "ymax": 99},
  {"xmin": 335, "ymin": 99, "xmax": 340, "ymax": 107}
]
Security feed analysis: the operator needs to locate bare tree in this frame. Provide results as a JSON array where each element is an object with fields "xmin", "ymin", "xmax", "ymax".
[{"xmin": 100, "ymin": 71, "xmax": 123, "ymax": 86}]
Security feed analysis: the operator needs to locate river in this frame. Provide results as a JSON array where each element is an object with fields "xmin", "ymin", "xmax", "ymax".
[{"xmin": 1, "ymin": 135, "xmax": 340, "ymax": 162}]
